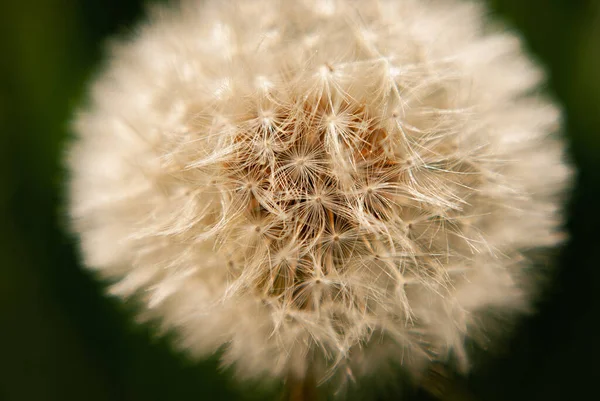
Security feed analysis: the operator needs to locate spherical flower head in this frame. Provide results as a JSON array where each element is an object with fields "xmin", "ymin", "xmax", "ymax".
[{"xmin": 68, "ymin": 0, "xmax": 571, "ymax": 390}]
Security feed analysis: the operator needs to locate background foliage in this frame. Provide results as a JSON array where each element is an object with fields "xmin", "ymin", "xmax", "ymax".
[{"xmin": 1, "ymin": 1, "xmax": 598, "ymax": 400}]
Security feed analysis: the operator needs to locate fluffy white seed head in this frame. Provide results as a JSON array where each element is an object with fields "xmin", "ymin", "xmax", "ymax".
[{"xmin": 68, "ymin": 0, "xmax": 571, "ymax": 387}]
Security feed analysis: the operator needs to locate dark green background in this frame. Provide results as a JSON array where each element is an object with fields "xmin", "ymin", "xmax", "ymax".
[{"xmin": 1, "ymin": 1, "xmax": 598, "ymax": 400}]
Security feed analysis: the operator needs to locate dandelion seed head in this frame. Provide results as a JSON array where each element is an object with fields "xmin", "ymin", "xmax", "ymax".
[{"xmin": 68, "ymin": 0, "xmax": 571, "ymax": 387}]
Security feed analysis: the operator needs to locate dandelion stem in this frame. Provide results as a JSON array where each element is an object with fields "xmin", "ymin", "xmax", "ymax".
[{"xmin": 284, "ymin": 373, "xmax": 320, "ymax": 401}]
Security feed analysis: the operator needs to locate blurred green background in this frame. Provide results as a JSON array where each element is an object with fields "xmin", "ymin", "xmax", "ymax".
[{"xmin": 0, "ymin": 1, "xmax": 599, "ymax": 400}]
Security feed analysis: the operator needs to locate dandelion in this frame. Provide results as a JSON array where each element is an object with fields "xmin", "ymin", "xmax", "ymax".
[{"xmin": 67, "ymin": 0, "xmax": 571, "ymax": 396}]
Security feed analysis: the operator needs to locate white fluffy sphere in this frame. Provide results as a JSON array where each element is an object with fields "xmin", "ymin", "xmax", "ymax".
[{"xmin": 68, "ymin": 0, "xmax": 571, "ymax": 387}]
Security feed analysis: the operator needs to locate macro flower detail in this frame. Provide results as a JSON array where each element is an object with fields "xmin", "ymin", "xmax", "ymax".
[{"xmin": 68, "ymin": 0, "xmax": 571, "ymax": 389}]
